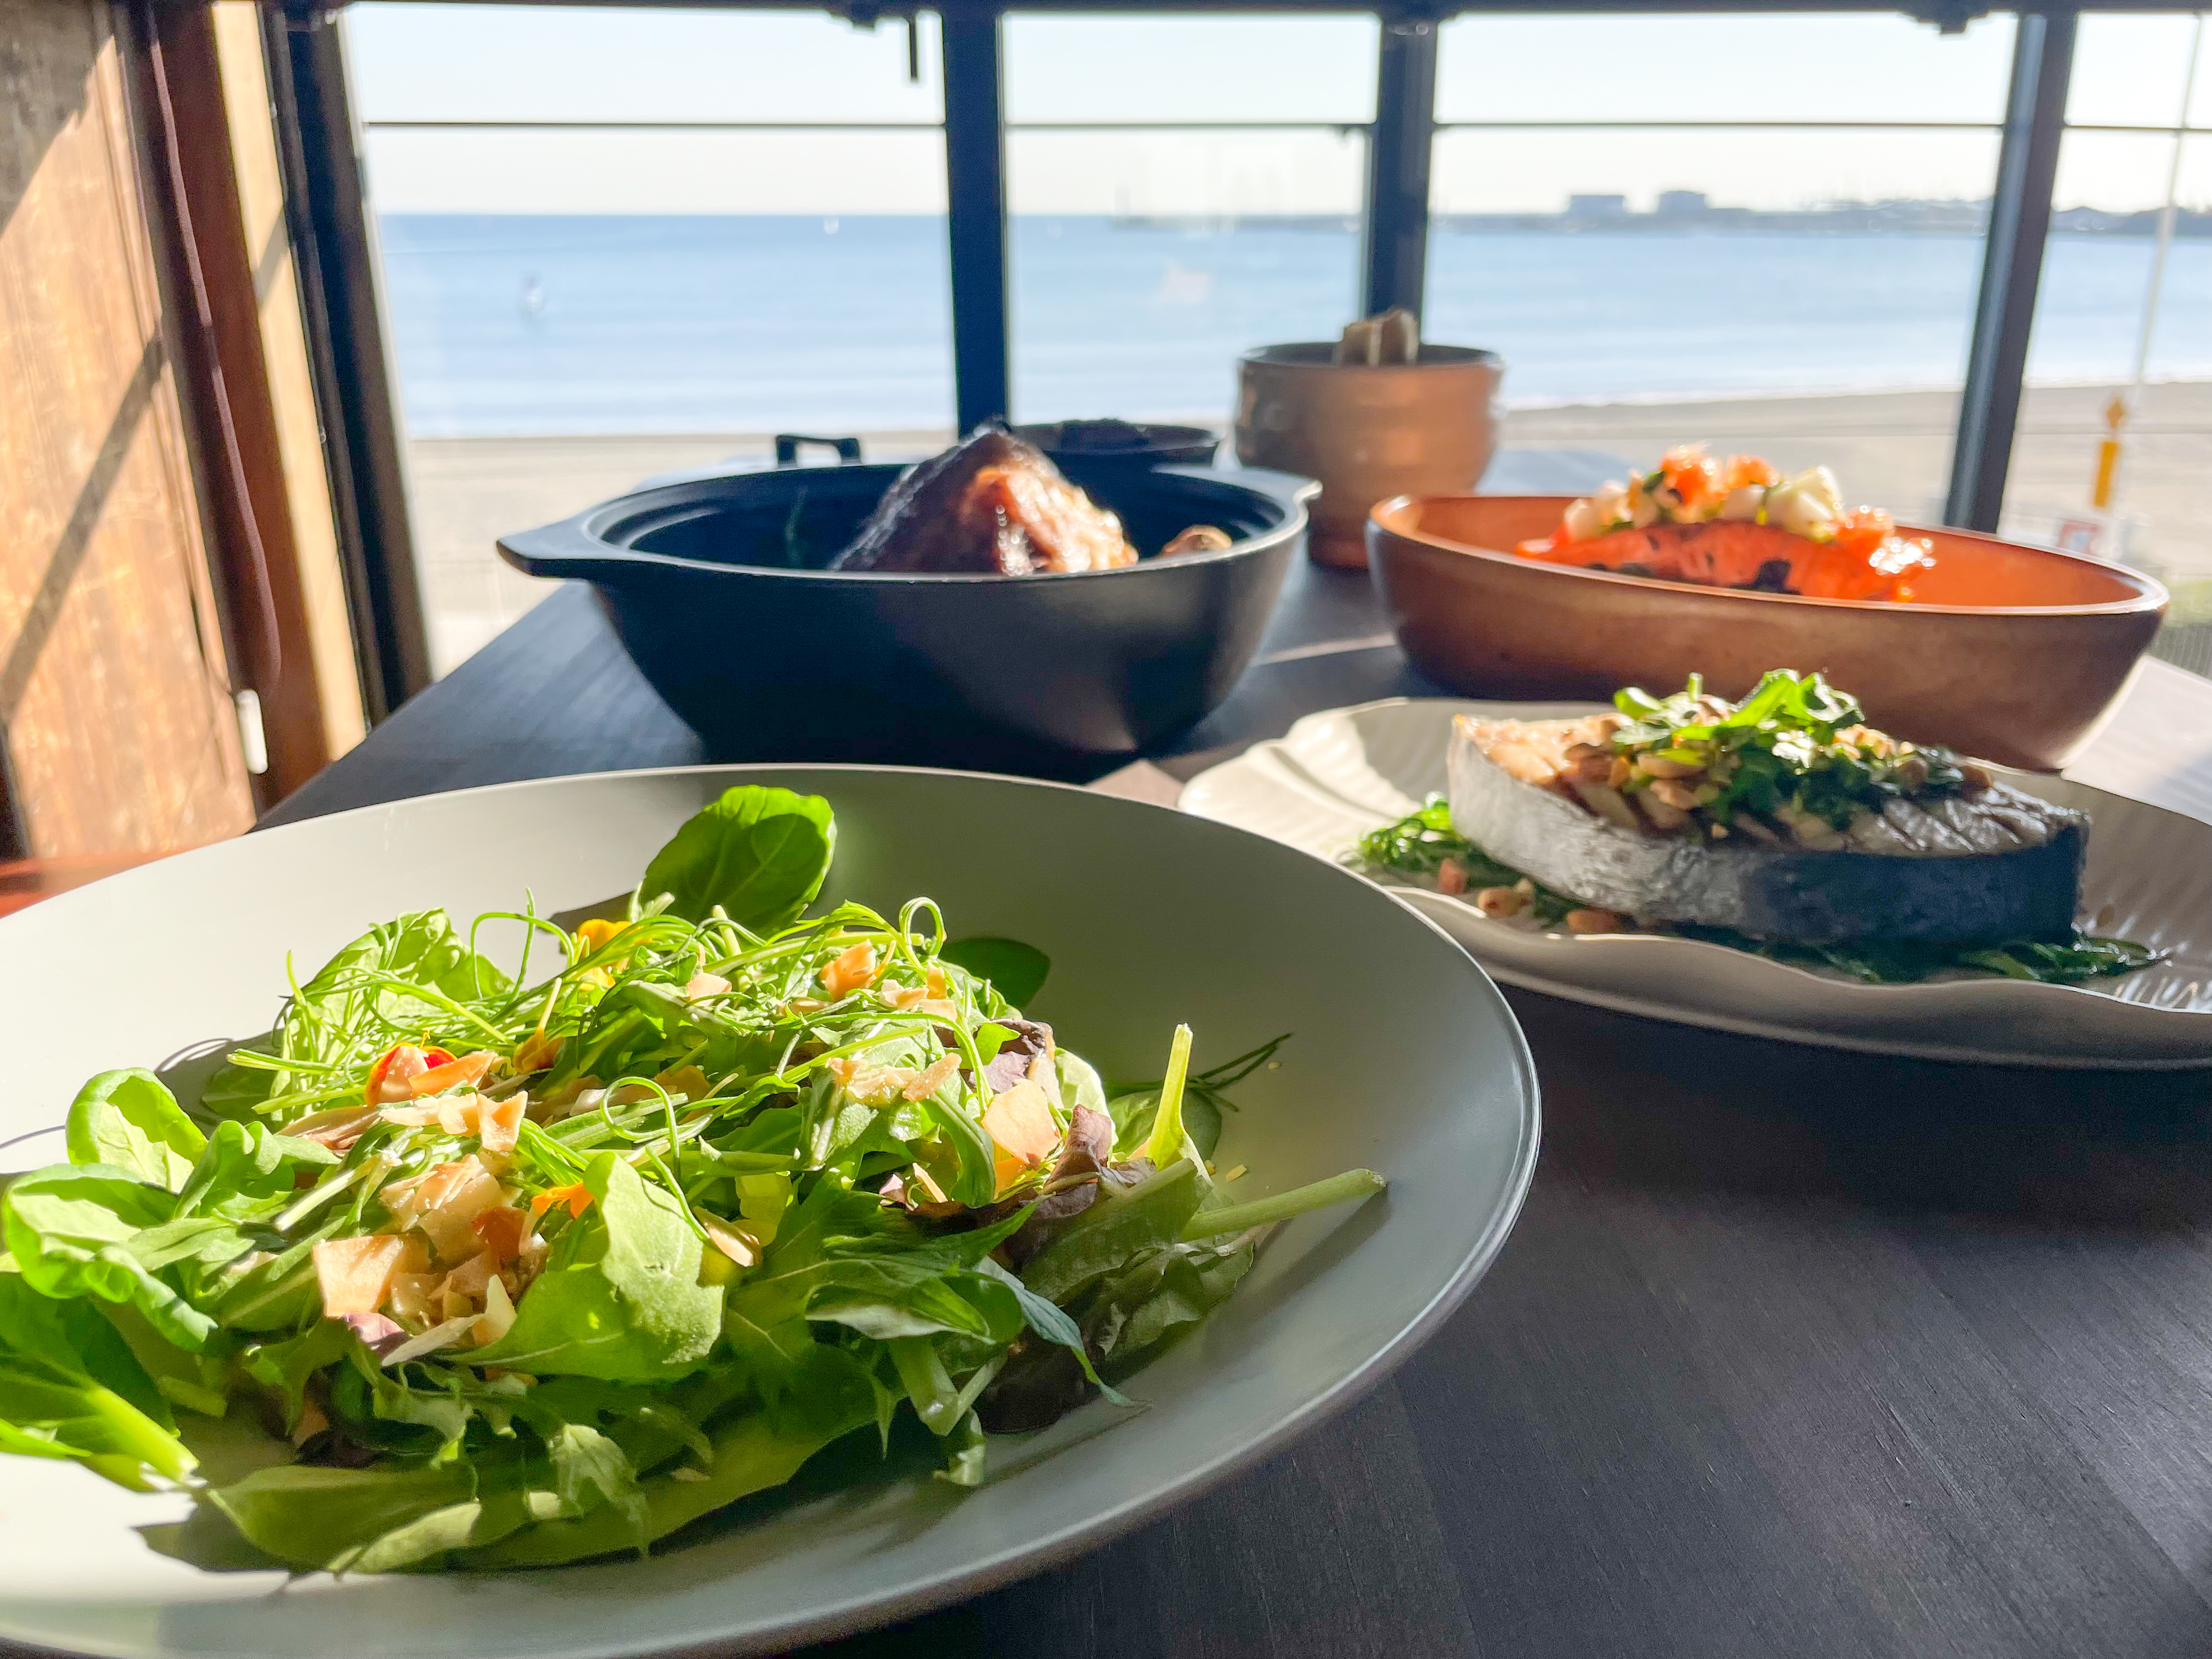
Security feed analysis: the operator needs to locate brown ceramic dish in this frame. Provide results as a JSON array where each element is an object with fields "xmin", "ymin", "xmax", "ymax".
[{"xmin": 1367, "ymin": 494, "xmax": 2169, "ymax": 771}]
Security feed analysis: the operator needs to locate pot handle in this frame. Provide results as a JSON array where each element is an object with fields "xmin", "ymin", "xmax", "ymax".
[
  {"xmin": 498, "ymin": 509, "xmax": 633, "ymax": 580},
  {"xmin": 775, "ymin": 433, "xmax": 864, "ymax": 466}
]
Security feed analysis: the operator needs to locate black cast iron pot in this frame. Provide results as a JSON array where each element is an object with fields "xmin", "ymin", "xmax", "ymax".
[{"xmin": 496, "ymin": 451, "xmax": 1314, "ymax": 774}]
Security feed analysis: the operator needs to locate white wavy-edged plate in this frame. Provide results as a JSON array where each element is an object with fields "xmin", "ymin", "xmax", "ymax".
[{"xmin": 1181, "ymin": 698, "xmax": 2212, "ymax": 1069}]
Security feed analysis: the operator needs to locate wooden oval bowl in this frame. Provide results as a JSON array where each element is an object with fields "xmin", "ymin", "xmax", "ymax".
[{"xmin": 1368, "ymin": 494, "xmax": 2170, "ymax": 771}]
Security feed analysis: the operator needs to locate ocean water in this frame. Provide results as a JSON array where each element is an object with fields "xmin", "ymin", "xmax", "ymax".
[{"xmin": 376, "ymin": 214, "xmax": 2212, "ymax": 437}]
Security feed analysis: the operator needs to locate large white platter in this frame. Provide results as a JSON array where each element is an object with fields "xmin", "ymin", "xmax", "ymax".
[
  {"xmin": 1181, "ymin": 699, "xmax": 2212, "ymax": 1069},
  {"xmin": 0, "ymin": 765, "xmax": 1538, "ymax": 1658}
]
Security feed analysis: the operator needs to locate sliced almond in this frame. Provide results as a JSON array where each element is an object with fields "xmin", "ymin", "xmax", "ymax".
[{"xmin": 313, "ymin": 1235, "xmax": 412, "ymax": 1317}]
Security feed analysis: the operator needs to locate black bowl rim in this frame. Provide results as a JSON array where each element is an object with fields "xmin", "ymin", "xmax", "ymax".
[{"xmin": 499, "ymin": 462, "xmax": 1318, "ymax": 587}]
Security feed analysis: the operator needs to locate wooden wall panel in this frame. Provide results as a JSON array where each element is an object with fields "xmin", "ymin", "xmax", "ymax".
[{"xmin": 0, "ymin": 0, "xmax": 255, "ymax": 857}]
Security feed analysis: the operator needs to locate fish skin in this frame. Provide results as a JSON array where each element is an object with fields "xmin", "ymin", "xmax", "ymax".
[{"xmin": 1446, "ymin": 716, "xmax": 2087, "ymax": 944}]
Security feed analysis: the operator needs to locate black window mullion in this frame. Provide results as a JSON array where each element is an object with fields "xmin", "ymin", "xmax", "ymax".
[
  {"xmin": 942, "ymin": 6, "xmax": 1011, "ymax": 431},
  {"xmin": 1946, "ymin": 8, "xmax": 2078, "ymax": 532},
  {"xmin": 1363, "ymin": 16, "xmax": 1438, "ymax": 320}
]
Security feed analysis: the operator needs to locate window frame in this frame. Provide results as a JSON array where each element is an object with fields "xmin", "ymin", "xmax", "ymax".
[{"xmin": 279, "ymin": 0, "xmax": 2197, "ymax": 716}]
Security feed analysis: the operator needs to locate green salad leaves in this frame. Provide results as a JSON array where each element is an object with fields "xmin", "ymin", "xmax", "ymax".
[{"xmin": 0, "ymin": 784, "xmax": 1383, "ymax": 1573}]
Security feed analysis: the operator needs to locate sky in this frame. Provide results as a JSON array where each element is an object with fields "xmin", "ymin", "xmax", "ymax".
[{"xmin": 345, "ymin": 5, "xmax": 2211, "ymax": 218}]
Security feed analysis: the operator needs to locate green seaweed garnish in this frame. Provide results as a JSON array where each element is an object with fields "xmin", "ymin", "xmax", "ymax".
[{"xmin": 1353, "ymin": 795, "xmax": 2166, "ymax": 988}]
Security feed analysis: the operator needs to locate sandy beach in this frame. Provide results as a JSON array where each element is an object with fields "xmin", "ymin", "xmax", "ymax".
[{"xmin": 405, "ymin": 384, "xmax": 2212, "ymax": 677}]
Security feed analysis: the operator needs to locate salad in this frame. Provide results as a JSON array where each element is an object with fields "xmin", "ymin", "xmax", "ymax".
[
  {"xmin": 0, "ymin": 786, "xmax": 1380, "ymax": 1572},
  {"xmin": 1515, "ymin": 446, "xmax": 1938, "ymax": 602}
]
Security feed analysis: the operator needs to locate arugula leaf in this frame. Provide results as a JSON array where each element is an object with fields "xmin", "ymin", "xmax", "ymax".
[
  {"xmin": 197, "ymin": 1227, "xmax": 331, "ymax": 1335},
  {"xmin": 172, "ymin": 1119, "xmax": 337, "ymax": 1223},
  {"xmin": 1109, "ymin": 1087, "xmax": 1222, "ymax": 1163},
  {"xmin": 973, "ymin": 1257, "xmax": 1130, "ymax": 1406},
  {"xmin": 241, "ymin": 1321, "xmax": 351, "ymax": 1434},
  {"xmin": 0, "ymin": 1274, "xmax": 183, "ymax": 1451},
  {"xmin": 1354, "ymin": 798, "xmax": 1576, "ymax": 923},
  {"xmin": 810, "ymin": 1266, "xmax": 1025, "ymax": 1345},
  {"xmin": 935, "ymin": 1408, "xmax": 989, "ymax": 1487},
  {"xmin": 0, "ymin": 1351, "xmax": 193, "ymax": 1491},
  {"xmin": 719, "ymin": 1180, "xmax": 907, "ymax": 1380},
  {"xmin": 938, "ymin": 937, "xmax": 1051, "ymax": 1008},
  {"xmin": 471, "ymin": 1153, "xmax": 723, "ymax": 1381},
  {"xmin": 1022, "ymin": 1160, "xmax": 1206, "ymax": 1307},
  {"xmin": 1679, "ymin": 924, "xmax": 2171, "ymax": 986},
  {"xmin": 978, "ymin": 1229, "xmax": 1254, "ymax": 1432},
  {"xmin": 1086, "ymin": 1232, "xmax": 1259, "ymax": 1376},
  {"xmin": 65, "ymin": 1071, "xmax": 205, "ymax": 1192},
  {"xmin": 94, "ymin": 1299, "xmax": 231, "ymax": 1418},
  {"xmin": 636, "ymin": 786, "xmax": 834, "ymax": 928},
  {"xmin": 543, "ymin": 1420, "xmax": 648, "ymax": 1547}
]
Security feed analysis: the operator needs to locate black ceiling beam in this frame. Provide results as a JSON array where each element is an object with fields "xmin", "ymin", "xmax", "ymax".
[{"xmin": 283, "ymin": 2, "xmax": 2211, "ymax": 15}]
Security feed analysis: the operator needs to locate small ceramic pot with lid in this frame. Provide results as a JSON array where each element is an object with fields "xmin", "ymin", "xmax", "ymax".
[{"xmin": 1234, "ymin": 342, "xmax": 1505, "ymax": 569}]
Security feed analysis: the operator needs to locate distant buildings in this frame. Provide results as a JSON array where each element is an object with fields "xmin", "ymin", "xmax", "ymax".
[
  {"xmin": 1565, "ymin": 194, "xmax": 1630, "ymax": 222},
  {"xmin": 1435, "ymin": 194, "xmax": 2212, "ymax": 236},
  {"xmin": 1108, "ymin": 196, "xmax": 2212, "ymax": 237}
]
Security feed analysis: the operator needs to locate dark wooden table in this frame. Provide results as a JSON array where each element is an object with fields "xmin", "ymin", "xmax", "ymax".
[{"xmin": 264, "ymin": 460, "xmax": 2212, "ymax": 1659}]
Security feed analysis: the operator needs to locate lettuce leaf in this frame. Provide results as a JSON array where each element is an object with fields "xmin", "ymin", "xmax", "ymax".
[
  {"xmin": 0, "ymin": 1165, "xmax": 230, "ymax": 1350},
  {"xmin": 459, "ymin": 1346, "xmax": 876, "ymax": 1568},
  {"xmin": 65, "ymin": 1070, "xmax": 204, "ymax": 1191}
]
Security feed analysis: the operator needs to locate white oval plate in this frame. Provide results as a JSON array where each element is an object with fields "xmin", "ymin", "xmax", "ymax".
[
  {"xmin": 0, "ymin": 765, "xmax": 1539, "ymax": 1659},
  {"xmin": 1181, "ymin": 698, "xmax": 2212, "ymax": 1069}
]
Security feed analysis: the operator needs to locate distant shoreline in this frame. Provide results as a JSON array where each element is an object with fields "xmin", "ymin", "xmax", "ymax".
[
  {"xmin": 393, "ymin": 375, "xmax": 2212, "ymax": 444},
  {"xmin": 378, "ymin": 207, "xmax": 2212, "ymax": 239}
]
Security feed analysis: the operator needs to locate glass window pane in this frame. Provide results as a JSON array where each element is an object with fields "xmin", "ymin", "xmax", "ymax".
[
  {"xmin": 1429, "ymin": 128, "xmax": 1999, "ymax": 525},
  {"xmin": 348, "ymin": 3, "xmax": 942, "ymax": 123},
  {"xmin": 1430, "ymin": 16, "xmax": 2010, "ymax": 527},
  {"xmin": 2066, "ymin": 14, "xmax": 2200, "ymax": 131},
  {"xmin": 1007, "ymin": 127, "xmax": 1363, "ymax": 425},
  {"xmin": 1003, "ymin": 14, "xmax": 1376, "ymax": 126},
  {"xmin": 1436, "ymin": 14, "xmax": 2015, "ymax": 127},
  {"xmin": 348, "ymin": 5, "xmax": 952, "ymax": 676},
  {"xmin": 2010, "ymin": 128, "xmax": 2212, "ymax": 677},
  {"xmin": 1431, "ymin": 128, "xmax": 2002, "ymax": 217}
]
